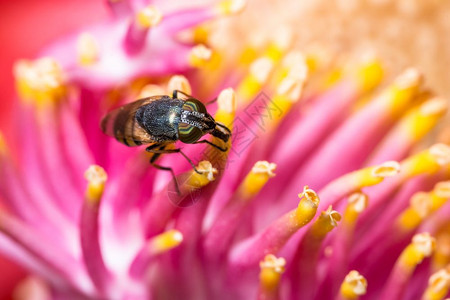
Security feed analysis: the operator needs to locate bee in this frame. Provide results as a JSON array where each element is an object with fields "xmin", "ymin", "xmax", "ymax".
[{"xmin": 101, "ymin": 90, "xmax": 231, "ymax": 192}]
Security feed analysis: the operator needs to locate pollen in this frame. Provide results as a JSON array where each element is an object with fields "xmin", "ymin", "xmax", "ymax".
[
  {"xmin": 260, "ymin": 254, "xmax": 286, "ymax": 273},
  {"xmin": 276, "ymin": 76, "xmax": 304, "ymax": 102},
  {"xmin": 298, "ymin": 186, "xmax": 320, "ymax": 208},
  {"xmin": 149, "ymin": 229, "xmax": 183, "ymax": 254},
  {"xmin": 189, "ymin": 44, "xmax": 212, "ymax": 67},
  {"xmin": 136, "ymin": 5, "xmax": 163, "ymax": 29},
  {"xmin": 435, "ymin": 181, "xmax": 450, "ymax": 198},
  {"xmin": 217, "ymin": 88, "xmax": 236, "ymax": 114},
  {"xmin": 429, "ymin": 143, "xmax": 450, "ymax": 166},
  {"xmin": 423, "ymin": 269, "xmax": 450, "ymax": 300},
  {"xmin": 196, "ymin": 161, "xmax": 218, "ymax": 182},
  {"xmin": 14, "ymin": 57, "xmax": 66, "ymax": 105},
  {"xmin": 167, "ymin": 75, "xmax": 192, "ymax": 96},
  {"xmin": 347, "ymin": 192, "xmax": 369, "ymax": 213},
  {"xmin": 371, "ymin": 161, "xmax": 401, "ymax": 178},
  {"xmin": 340, "ymin": 270, "xmax": 368, "ymax": 298},
  {"xmin": 77, "ymin": 33, "xmax": 99, "ymax": 66},
  {"xmin": 138, "ymin": 84, "xmax": 165, "ymax": 98},
  {"xmin": 412, "ymin": 232, "xmax": 436, "ymax": 257},
  {"xmin": 84, "ymin": 165, "xmax": 108, "ymax": 203},
  {"xmin": 241, "ymin": 161, "xmax": 277, "ymax": 198},
  {"xmin": 252, "ymin": 161, "xmax": 276, "ymax": 177},
  {"xmin": 249, "ymin": 57, "xmax": 274, "ymax": 84}
]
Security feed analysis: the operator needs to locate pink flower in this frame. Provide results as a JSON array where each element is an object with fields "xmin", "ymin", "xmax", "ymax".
[{"xmin": 2, "ymin": 1, "xmax": 450, "ymax": 300}]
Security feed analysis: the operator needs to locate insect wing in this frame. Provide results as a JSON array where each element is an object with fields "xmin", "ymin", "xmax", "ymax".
[{"xmin": 101, "ymin": 96, "xmax": 161, "ymax": 146}]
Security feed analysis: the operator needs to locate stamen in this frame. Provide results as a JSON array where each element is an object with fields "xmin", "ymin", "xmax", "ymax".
[
  {"xmin": 355, "ymin": 161, "xmax": 400, "ymax": 187},
  {"xmin": 81, "ymin": 165, "xmax": 113, "ymax": 295},
  {"xmin": 188, "ymin": 44, "xmax": 212, "ymax": 68},
  {"xmin": 276, "ymin": 76, "xmax": 305, "ymax": 103},
  {"xmin": 217, "ymin": 87, "xmax": 237, "ymax": 114},
  {"xmin": 401, "ymin": 144, "xmax": 450, "ymax": 176},
  {"xmin": 311, "ymin": 206, "xmax": 342, "ymax": 237},
  {"xmin": 216, "ymin": 0, "xmax": 247, "ymax": 15},
  {"xmin": 14, "ymin": 58, "xmax": 66, "ymax": 106},
  {"xmin": 196, "ymin": 161, "xmax": 218, "ymax": 182},
  {"xmin": 422, "ymin": 268, "xmax": 450, "ymax": 300},
  {"xmin": 124, "ymin": 5, "xmax": 162, "ymax": 55},
  {"xmin": 316, "ymin": 193, "xmax": 368, "ymax": 299},
  {"xmin": 236, "ymin": 57, "xmax": 274, "ymax": 103},
  {"xmin": 265, "ymin": 26, "xmax": 293, "ymax": 61},
  {"xmin": 387, "ymin": 68, "xmax": 423, "ymax": 117},
  {"xmin": 353, "ymin": 54, "xmax": 384, "ymax": 94},
  {"xmin": 144, "ymin": 161, "xmax": 218, "ymax": 236},
  {"xmin": 138, "ymin": 84, "xmax": 165, "ymax": 98},
  {"xmin": 397, "ymin": 180, "xmax": 450, "ymax": 231},
  {"xmin": 129, "ymin": 230, "xmax": 183, "ymax": 278},
  {"xmin": 167, "ymin": 75, "xmax": 192, "ymax": 95},
  {"xmin": 434, "ymin": 233, "xmax": 450, "ymax": 270},
  {"xmin": 76, "ymin": 33, "xmax": 99, "ymax": 66},
  {"xmin": 291, "ymin": 206, "xmax": 341, "ymax": 299},
  {"xmin": 344, "ymin": 192, "xmax": 369, "ymax": 225},
  {"xmin": 380, "ymin": 233, "xmax": 436, "ymax": 299},
  {"xmin": 339, "ymin": 270, "xmax": 368, "ymax": 300},
  {"xmin": 203, "ymin": 161, "xmax": 276, "ymax": 260},
  {"xmin": 402, "ymin": 97, "xmax": 448, "ymax": 139},
  {"xmin": 136, "ymin": 6, "xmax": 163, "ymax": 29},
  {"xmin": 241, "ymin": 161, "xmax": 276, "ymax": 198},
  {"xmin": 84, "ymin": 165, "xmax": 108, "ymax": 204},
  {"xmin": 229, "ymin": 186, "xmax": 319, "ymax": 268},
  {"xmin": 258, "ymin": 254, "xmax": 286, "ymax": 299}
]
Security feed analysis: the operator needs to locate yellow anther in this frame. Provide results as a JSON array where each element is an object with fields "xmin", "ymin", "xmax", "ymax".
[
  {"xmin": 217, "ymin": 0, "xmax": 246, "ymax": 15},
  {"xmin": 136, "ymin": 6, "xmax": 163, "ymax": 28},
  {"xmin": 77, "ymin": 33, "xmax": 99, "ymax": 66},
  {"xmin": 311, "ymin": 206, "xmax": 341, "ymax": 237},
  {"xmin": 399, "ymin": 233, "xmax": 436, "ymax": 268},
  {"xmin": 217, "ymin": 88, "xmax": 236, "ymax": 115},
  {"xmin": 259, "ymin": 254, "xmax": 286, "ymax": 292},
  {"xmin": 240, "ymin": 161, "xmax": 276, "ymax": 198},
  {"xmin": 344, "ymin": 192, "xmax": 369, "ymax": 225},
  {"xmin": 276, "ymin": 76, "xmax": 304, "ymax": 102},
  {"xmin": 292, "ymin": 186, "xmax": 320, "ymax": 227},
  {"xmin": 14, "ymin": 57, "xmax": 66, "ymax": 106},
  {"xmin": 265, "ymin": 26, "xmax": 293, "ymax": 61},
  {"xmin": 372, "ymin": 161, "xmax": 401, "ymax": 178},
  {"xmin": 195, "ymin": 161, "xmax": 218, "ymax": 182},
  {"xmin": 189, "ymin": 44, "xmax": 212, "ymax": 68},
  {"xmin": 148, "ymin": 229, "xmax": 183, "ymax": 255},
  {"xmin": 388, "ymin": 68, "xmax": 422, "ymax": 117},
  {"xmin": 402, "ymin": 97, "xmax": 447, "ymax": 140},
  {"xmin": 422, "ymin": 268, "xmax": 450, "ymax": 300},
  {"xmin": 84, "ymin": 165, "xmax": 108, "ymax": 204},
  {"xmin": 340, "ymin": 270, "xmax": 368, "ymax": 299},
  {"xmin": 138, "ymin": 84, "xmax": 165, "ymax": 98},
  {"xmin": 354, "ymin": 55, "xmax": 384, "ymax": 93},
  {"xmin": 167, "ymin": 75, "xmax": 192, "ymax": 96}
]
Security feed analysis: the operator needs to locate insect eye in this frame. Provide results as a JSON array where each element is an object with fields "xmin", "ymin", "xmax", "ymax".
[
  {"xmin": 178, "ymin": 99, "xmax": 208, "ymax": 144},
  {"xmin": 178, "ymin": 123, "xmax": 203, "ymax": 143},
  {"xmin": 182, "ymin": 99, "xmax": 207, "ymax": 114}
]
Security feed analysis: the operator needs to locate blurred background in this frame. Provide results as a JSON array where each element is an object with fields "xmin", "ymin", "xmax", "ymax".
[{"xmin": 1, "ymin": 0, "xmax": 449, "ymax": 298}]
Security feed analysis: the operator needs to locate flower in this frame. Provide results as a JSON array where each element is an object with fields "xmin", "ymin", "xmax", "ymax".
[{"xmin": 2, "ymin": 1, "xmax": 450, "ymax": 300}]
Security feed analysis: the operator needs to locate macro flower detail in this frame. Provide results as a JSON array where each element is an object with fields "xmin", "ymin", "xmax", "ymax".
[{"xmin": 2, "ymin": 1, "xmax": 450, "ymax": 300}]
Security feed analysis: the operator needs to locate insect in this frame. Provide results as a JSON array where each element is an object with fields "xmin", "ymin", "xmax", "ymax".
[{"xmin": 101, "ymin": 90, "xmax": 231, "ymax": 192}]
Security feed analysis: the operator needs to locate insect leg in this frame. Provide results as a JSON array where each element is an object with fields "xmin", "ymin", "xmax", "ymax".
[
  {"xmin": 172, "ymin": 89, "xmax": 193, "ymax": 100},
  {"xmin": 204, "ymin": 97, "xmax": 217, "ymax": 106},
  {"xmin": 148, "ymin": 146, "xmax": 181, "ymax": 195},
  {"xmin": 146, "ymin": 145, "xmax": 201, "ymax": 174},
  {"xmin": 194, "ymin": 139, "xmax": 228, "ymax": 152}
]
